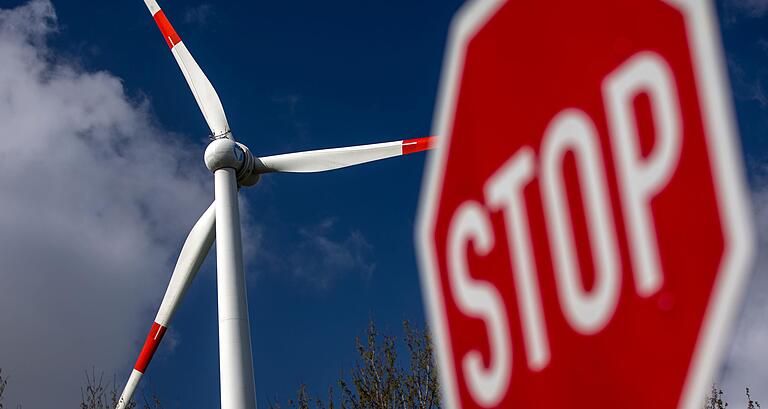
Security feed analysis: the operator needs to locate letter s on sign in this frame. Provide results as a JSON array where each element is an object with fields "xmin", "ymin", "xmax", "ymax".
[{"xmin": 448, "ymin": 201, "xmax": 512, "ymax": 407}]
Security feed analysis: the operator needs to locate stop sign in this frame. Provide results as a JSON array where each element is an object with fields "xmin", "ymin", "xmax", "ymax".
[{"xmin": 416, "ymin": 1, "xmax": 755, "ymax": 408}]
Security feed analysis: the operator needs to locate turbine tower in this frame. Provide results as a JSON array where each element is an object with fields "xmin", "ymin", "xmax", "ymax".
[{"xmin": 116, "ymin": 1, "xmax": 435, "ymax": 408}]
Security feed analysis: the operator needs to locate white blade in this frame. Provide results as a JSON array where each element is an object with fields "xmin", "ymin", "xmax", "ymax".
[
  {"xmin": 116, "ymin": 203, "xmax": 216, "ymax": 409},
  {"xmin": 254, "ymin": 136, "xmax": 435, "ymax": 173},
  {"xmin": 143, "ymin": 0, "xmax": 230, "ymax": 138}
]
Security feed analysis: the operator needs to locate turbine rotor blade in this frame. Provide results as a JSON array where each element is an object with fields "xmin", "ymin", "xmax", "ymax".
[
  {"xmin": 143, "ymin": 0, "xmax": 230, "ymax": 138},
  {"xmin": 254, "ymin": 136, "xmax": 435, "ymax": 173},
  {"xmin": 116, "ymin": 203, "xmax": 216, "ymax": 409}
]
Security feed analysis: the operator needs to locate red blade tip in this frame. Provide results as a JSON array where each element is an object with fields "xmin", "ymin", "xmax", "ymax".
[{"xmin": 402, "ymin": 136, "xmax": 437, "ymax": 155}]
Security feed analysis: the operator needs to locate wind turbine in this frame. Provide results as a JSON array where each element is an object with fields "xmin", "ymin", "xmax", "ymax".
[{"xmin": 116, "ymin": 1, "xmax": 435, "ymax": 408}]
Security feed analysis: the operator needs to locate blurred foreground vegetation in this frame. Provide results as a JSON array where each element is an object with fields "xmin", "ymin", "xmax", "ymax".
[
  {"xmin": 707, "ymin": 385, "xmax": 761, "ymax": 409},
  {"xmin": 268, "ymin": 320, "xmax": 439, "ymax": 409}
]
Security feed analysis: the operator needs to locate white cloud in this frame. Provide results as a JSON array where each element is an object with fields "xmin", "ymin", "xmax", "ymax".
[
  {"xmin": 183, "ymin": 4, "xmax": 213, "ymax": 26},
  {"xmin": 719, "ymin": 185, "xmax": 768, "ymax": 406},
  {"xmin": 726, "ymin": 0, "xmax": 768, "ymax": 17},
  {"xmin": 289, "ymin": 218, "xmax": 375, "ymax": 290},
  {"xmin": 728, "ymin": 58, "xmax": 768, "ymax": 110},
  {"xmin": 0, "ymin": 1, "xmax": 223, "ymax": 406},
  {"xmin": 759, "ymin": 38, "xmax": 768, "ymax": 53}
]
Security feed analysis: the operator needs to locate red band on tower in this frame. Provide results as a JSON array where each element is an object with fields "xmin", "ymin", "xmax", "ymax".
[
  {"xmin": 134, "ymin": 322, "xmax": 167, "ymax": 373},
  {"xmin": 153, "ymin": 10, "xmax": 181, "ymax": 49},
  {"xmin": 402, "ymin": 136, "xmax": 436, "ymax": 155}
]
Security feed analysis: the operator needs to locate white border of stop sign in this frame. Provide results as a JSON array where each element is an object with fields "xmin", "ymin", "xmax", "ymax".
[{"xmin": 416, "ymin": 1, "xmax": 755, "ymax": 408}]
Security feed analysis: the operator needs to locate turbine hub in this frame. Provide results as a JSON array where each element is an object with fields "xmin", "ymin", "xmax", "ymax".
[
  {"xmin": 205, "ymin": 137, "xmax": 243, "ymax": 172},
  {"xmin": 204, "ymin": 138, "xmax": 260, "ymax": 187}
]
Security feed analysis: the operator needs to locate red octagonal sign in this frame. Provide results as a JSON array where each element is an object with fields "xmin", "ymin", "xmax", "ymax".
[{"xmin": 417, "ymin": 1, "xmax": 755, "ymax": 408}]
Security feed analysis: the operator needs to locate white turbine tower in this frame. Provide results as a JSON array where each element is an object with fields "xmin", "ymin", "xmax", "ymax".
[{"xmin": 116, "ymin": 1, "xmax": 435, "ymax": 409}]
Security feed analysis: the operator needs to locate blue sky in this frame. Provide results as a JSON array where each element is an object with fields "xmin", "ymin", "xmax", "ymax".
[{"xmin": 0, "ymin": 0, "xmax": 765, "ymax": 408}]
